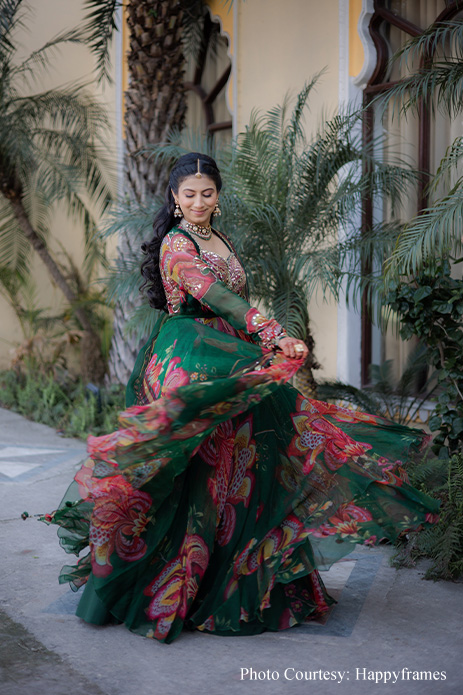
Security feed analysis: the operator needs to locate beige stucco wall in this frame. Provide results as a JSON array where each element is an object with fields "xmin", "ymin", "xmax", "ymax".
[
  {"xmin": 0, "ymin": 1, "xmax": 117, "ymax": 369},
  {"xmin": 1, "ymin": 0, "xmax": 348, "ymax": 382},
  {"xmin": 235, "ymin": 0, "xmax": 340, "ymax": 379}
]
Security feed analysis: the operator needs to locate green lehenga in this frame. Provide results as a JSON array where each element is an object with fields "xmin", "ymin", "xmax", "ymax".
[{"xmin": 47, "ymin": 227, "xmax": 439, "ymax": 643}]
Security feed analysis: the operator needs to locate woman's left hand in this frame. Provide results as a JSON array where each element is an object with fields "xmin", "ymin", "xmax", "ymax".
[{"xmin": 277, "ymin": 337, "xmax": 309, "ymax": 360}]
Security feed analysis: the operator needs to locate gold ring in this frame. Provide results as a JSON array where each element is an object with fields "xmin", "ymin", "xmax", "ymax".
[{"xmin": 294, "ymin": 344, "xmax": 304, "ymax": 354}]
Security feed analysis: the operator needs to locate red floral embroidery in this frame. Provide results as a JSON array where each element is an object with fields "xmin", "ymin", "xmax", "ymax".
[
  {"xmin": 162, "ymin": 356, "xmax": 190, "ymax": 395},
  {"xmin": 309, "ymin": 502, "xmax": 372, "ymax": 539},
  {"xmin": 89, "ymin": 477, "xmax": 152, "ymax": 577},
  {"xmin": 207, "ymin": 417, "xmax": 257, "ymax": 547},
  {"xmin": 289, "ymin": 406, "xmax": 373, "ymax": 472},
  {"xmin": 144, "ymin": 533, "xmax": 209, "ymax": 640}
]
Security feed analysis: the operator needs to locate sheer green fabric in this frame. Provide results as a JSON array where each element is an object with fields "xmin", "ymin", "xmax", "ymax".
[{"xmin": 45, "ymin": 228, "xmax": 440, "ymax": 644}]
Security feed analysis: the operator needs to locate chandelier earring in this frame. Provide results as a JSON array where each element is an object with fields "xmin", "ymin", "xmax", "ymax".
[
  {"xmin": 213, "ymin": 200, "xmax": 221, "ymax": 216},
  {"xmin": 174, "ymin": 201, "xmax": 182, "ymax": 218}
]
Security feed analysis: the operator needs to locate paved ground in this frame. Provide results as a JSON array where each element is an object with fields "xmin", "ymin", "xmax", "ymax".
[{"xmin": 0, "ymin": 406, "xmax": 462, "ymax": 695}]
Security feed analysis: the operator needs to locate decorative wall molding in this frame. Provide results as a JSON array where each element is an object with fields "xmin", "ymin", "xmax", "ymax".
[
  {"xmin": 353, "ymin": 0, "xmax": 377, "ymax": 89},
  {"xmin": 205, "ymin": 2, "xmax": 237, "ymax": 134}
]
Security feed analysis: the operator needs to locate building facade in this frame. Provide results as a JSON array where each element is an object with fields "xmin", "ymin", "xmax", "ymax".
[{"xmin": 1, "ymin": 0, "xmax": 458, "ymax": 393}]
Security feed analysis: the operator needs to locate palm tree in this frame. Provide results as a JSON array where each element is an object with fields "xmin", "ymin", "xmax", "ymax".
[
  {"xmin": 105, "ymin": 82, "xmax": 417, "ymax": 395},
  {"xmin": 83, "ymin": 0, "xmax": 208, "ymax": 383},
  {"xmin": 218, "ymin": 83, "xmax": 417, "ymax": 394},
  {"xmin": 377, "ymin": 19, "xmax": 463, "ymax": 279},
  {"xmin": 0, "ymin": 0, "xmax": 113, "ymax": 382}
]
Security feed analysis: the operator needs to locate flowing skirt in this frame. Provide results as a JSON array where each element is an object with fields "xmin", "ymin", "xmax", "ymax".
[{"xmin": 48, "ymin": 315, "xmax": 439, "ymax": 643}]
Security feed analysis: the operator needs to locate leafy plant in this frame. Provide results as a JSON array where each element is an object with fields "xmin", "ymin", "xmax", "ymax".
[
  {"xmin": 0, "ymin": 367, "xmax": 124, "ymax": 438},
  {"xmin": 379, "ymin": 19, "xmax": 463, "ymax": 278},
  {"xmin": 82, "ymin": 0, "xmax": 214, "ymax": 384},
  {"xmin": 386, "ymin": 260, "xmax": 463, "ymax": 453},
  {"xmin": 0, "ymin": 0, "xmax": 113, "ymax": 383},
  {"xmin": 392, "ymin": 452, "xmax": 463, "ymax": 581},
  {"xmin": 317, "ymin": 345, "xmax": 436, "ymax": 425}
]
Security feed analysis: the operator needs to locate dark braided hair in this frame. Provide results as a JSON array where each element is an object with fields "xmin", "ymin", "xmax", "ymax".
[{"xmin": 140, "ymin": 152, "xmax": 222, "ymax": 310}]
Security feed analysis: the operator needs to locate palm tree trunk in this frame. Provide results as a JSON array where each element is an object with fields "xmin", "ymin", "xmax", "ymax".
[
  {"xmin": 296, "ymin": 330, "xmax": 320, "ymax": 398},
  {"xmin": 9, "ymin": 196, "xmax": 106, "ymax": 383},
  {"xmin": 107, "ymin": 0, "xmax": 190, "ymax": 384},
  {"xmin": 295, "ymin": 324, "xmax": 320, "ymax": 397}
]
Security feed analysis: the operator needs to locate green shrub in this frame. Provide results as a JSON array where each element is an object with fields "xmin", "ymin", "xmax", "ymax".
[
  {"xmin": 393, "ymin": 452, "xmax": 463, "ymax": 580},
  {"xmin": 0, "ymin": 368, "xmax": 124, "ymax": 439},
  {"xmin": 386, "ymin": 261, "xmax": 463, "ymax": 454}
]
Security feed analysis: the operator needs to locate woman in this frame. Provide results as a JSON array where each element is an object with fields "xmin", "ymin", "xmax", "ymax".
[{"xmin": 48, "ymin": 152, "xmax": 439, "ymax": 644}]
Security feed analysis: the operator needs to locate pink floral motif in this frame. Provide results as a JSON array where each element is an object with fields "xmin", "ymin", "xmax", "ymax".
[
  {"xmin": 162, "ymin": 356, "xmax": 190, "ymax": 395},
  {"xmin": 379, "ymin": 469, "xmax": 405, "ymax": 486},
  {"xmin": 74, "ymin": 457, "xmax": 96, "ymax": 499},
  {"xmin": 288, "ymin": 408, "xmax": 373, "ymax": 472},
  {"xmin": 165, "ymin": 235, "xmax": 217, "ymax": 302},
  {"xmin": 141, "ymin": 353, "xmax": 163, "ymax": 401},
  {"xmin": 204, "ymin": 418, "xmax": 257, "ymax": 547},
  {"xmin": 377, "ymin": 456, "xmax": 394, "ymax": 470},
  {"xmin": 304, "ymin": 397, "xmax": 379, "ymax": 426},
  {"xmin": 231, "ymin": 514, "xmax": 310, "ymax": 582},
  {"xmin": 199, "ymin": 420, "xmax": 234, "ymax": 468},
  {"xmin": 364, "ymin": 535, "xmax": 377, "ymax": 546},
  {"xmin": 89, "ymin": 477, "xmax": 152, "ymax": 577},
  {"xmin": 197, "ymin": 615, "xmax": 215, "ymax": 632},
  {"xmin": 144, "ymin": 533, "xmax": 209, "ymax": 640},
  {"xmin": 309, "ymin": 502, "xmax": 373, "ymax": 539},
  {"xmin": 425, "ymin": 512, "xmax": 439, "ymax": 524}
]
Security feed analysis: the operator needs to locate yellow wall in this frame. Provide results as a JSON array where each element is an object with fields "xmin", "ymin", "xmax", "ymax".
[
  {"xmin": 0, "ymin": 1, "xmax": 117, "ymax": 368},
  {"xmin": 1, "ymin": 0, "xmax": 366, "ymax": 383},
  {"xmin": 349, "ymin": 0, "xmax": 364, "ymax": 77},
  {"xmin": 236, "ymin": 0, "xmax": 340, "ymax": 131},
  {"xmin": 236, "ymin": 0, "xmax": 341, "ymax": 380}
]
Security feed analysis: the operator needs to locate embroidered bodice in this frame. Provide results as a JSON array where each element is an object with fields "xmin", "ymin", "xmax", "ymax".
[
  {"xmin": 197, "ymin": 249, "xmax": 247, "ymax": 297},
  {"xmin": 159, "ymin": 228, "xmax": 286, "ymax": 348}
]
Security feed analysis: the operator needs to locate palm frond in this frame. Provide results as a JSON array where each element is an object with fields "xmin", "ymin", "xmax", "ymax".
[
  {"xmin": 317, "ymin": 379, "xmax": 383, "ymax": 415},
  {"xmin": 0, "ymin": 200, "xmax": 29, "ymax": 275},
  {"xmin": 395, "ymin": 19, "xmax": 463, "ymax": 65},
  {"xmin": 0, "ymin": 1, "xmax": 26, "ymax": 55},
  {"xmin": 430, "ymin": 134, "xmax": 463, "ymax": 191},
  {"xmin": 12, "ymin": 28, "xmax": 85, "ymax": 85},
  {"xmin": 181, "ymin": 0, "xmax": 217, "ymax": 61},
  {"xmin": 122, "ymin": 302, "xmax": 161, "ymax": 342},
  {"xmin": 385, "ymin": 187, "xmax": 463, "ymax": 279},
  {"xmin": 82, "ymin": 0, "xmax": 120, "ymax": 84},
  {"xmin": 378, "ymin": 19, "xmax": 463, "ymax": 119}
]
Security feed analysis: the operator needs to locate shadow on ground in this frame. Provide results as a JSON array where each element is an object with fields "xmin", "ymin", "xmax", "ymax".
[{"xmin": 0, "ymin": 608, "xmax": 106, "ymax": 695}]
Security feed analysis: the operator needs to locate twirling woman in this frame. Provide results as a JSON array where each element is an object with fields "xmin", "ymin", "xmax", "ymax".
[{"xmin": 48, "ymin": 152, "xmax": 439, "ymax": 643}]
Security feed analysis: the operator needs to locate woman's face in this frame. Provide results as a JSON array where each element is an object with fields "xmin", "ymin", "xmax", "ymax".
[{"xmin": 173, "ymin": 175, "xmax": 219, "ymax": 227}]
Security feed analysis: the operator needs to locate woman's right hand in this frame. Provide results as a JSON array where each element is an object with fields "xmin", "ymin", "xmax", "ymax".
[{"xmin": 277, "ymin": 337, "xmax": 309, "ymax": 360}]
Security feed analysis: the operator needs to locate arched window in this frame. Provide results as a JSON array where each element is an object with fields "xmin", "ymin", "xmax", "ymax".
[
  {"xmin": 361, "ymin": 0, "xmax": 463, "ymax": 385},
  {"xmin": 185, "ymin": 11, "xmax": 233, "ymax": 148}
]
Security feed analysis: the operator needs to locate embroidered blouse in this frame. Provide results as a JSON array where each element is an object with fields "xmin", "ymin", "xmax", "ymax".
[{"xmin": 160, "ymin": 229, "xmax": 286, "ymax": 348}]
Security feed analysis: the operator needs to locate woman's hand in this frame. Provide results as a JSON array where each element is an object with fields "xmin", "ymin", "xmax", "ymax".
[{"xmin": 277, "ymin": 336, "xmax": 309, "ymax": 360}]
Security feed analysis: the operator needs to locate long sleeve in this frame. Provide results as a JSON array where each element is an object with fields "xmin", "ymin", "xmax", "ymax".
[{"xmin": 160, "ymin": 231, "xmax": 286, "ymax": 348}]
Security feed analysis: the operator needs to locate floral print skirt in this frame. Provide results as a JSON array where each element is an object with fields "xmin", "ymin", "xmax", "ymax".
[{"xmin": 47, "ymin": 315, "xmax": 439, "ymax": 643}]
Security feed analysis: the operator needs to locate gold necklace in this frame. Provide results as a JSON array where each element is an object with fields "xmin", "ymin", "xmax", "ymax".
[{"xmin": 180, "ymin": 220, "xmax": 212, "ymax": 240}]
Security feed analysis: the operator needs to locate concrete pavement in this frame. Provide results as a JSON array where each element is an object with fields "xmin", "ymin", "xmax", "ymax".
[{"xmin": 0, "ymin": 406, "xmax": 462, "ymax": 695}]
